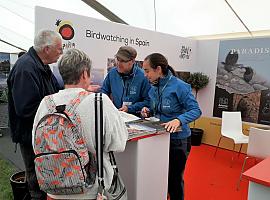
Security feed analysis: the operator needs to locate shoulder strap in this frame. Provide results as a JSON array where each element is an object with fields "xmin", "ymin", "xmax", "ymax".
[
  {"xmin": 44, "ymin": 95, "xmax": 56, "ymax": 113},
  {"xmin": 95, "ymin": 93, "xmax": 120, "ymax": 194},
  {"xmin": 44, "ymin": 91, "xmax": 89, "ymax": 122},
  {"xmin": 42, "ymin": 92, "xmax": 90, "ymax": 146},
  {"xmin": 65, "ymin": 91, "xmax": 90, "ymax": 124},
  {"xmin": 44, "ymin": 91, "xmax": 89, "ymax": 114},
  {"xmin": 95, "ymin": 93, "xmax": 105, "ymax": 189}
]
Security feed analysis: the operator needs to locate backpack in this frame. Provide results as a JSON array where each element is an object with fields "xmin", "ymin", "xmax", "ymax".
[{"xmin": 33, "ymin": 91, "xmax": 96, "ymax": 195}]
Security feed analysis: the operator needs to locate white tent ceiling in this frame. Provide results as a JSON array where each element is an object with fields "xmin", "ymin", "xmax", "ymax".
[{"xmin": 1, "ymin": 0, "xmax": 270, "ymax": 53}]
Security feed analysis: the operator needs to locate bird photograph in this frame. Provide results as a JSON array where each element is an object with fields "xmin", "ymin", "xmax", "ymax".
[{"xmin": 221, "ymin": 50, "xmax": 240, "ymax": 72}]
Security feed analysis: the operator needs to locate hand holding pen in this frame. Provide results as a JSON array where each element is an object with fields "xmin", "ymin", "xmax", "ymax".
[{"xmin": 141, "ymin": 107, "xmax": 150, "ymax": 118}]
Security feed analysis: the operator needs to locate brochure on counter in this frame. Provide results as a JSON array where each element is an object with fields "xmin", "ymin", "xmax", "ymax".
[{"xmin": 119, "ymin": 111, "xmax": 180, "ymax": 140}]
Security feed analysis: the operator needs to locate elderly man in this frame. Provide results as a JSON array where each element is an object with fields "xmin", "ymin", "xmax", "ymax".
[
  {"xmin": 7, "ymin": 29, "xmax": 63, "ymax": 200},
  {"xmin": 101, "ymin": 46, "xmax": 151, "ymax": 115},
  {"xmin": 32, "ymin": 48, "xmax": 128, "ymax": 199}
]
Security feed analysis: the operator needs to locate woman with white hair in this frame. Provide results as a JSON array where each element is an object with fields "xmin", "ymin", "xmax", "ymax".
[{"xmin": 32, "ymin": 48, "xmax": 128, "ymax": 200}]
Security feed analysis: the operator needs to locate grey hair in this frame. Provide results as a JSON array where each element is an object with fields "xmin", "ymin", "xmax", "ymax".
[
  {"xmin": 58, "ymin": 48, "xmax": 92, "ymax": 85},
  {"xmin": 33, "ymin": 29, "xmax": 62, "ymax": 52}
]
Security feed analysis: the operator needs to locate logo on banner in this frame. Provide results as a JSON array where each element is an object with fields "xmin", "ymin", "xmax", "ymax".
[
  {"xmin": 56, "ymin": 19, "xmax": 74, "ymax": 40},
  {"xmin": 218, "ymin": 97, "xmax": 229, "ymax": 109},
  {"xmin": 179, "ymin": 45, "xmax": 192, "ymax": 59},
  {"xmin": 56, "ymin": 19, "xmax": 76, "ymax": 49}
]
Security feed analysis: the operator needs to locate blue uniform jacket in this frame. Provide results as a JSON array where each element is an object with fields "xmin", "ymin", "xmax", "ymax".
[
  {"xmin": 101, "ymin": 64, "xmax": 151, "ymax": 114},
  {"xmin": 149, "ymin": 71, "xmax": 202, "ymax": 139}
]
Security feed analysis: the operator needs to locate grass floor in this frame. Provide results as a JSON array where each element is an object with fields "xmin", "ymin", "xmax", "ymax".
[{"xmin": 0, "ymin": 156, "xmax": 16, "ymax": 200}]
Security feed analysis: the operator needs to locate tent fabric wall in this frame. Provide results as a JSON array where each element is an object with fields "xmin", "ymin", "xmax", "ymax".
[{"xmin": 2, "ymin": 0, "xmax": 270, "ymax": 52}]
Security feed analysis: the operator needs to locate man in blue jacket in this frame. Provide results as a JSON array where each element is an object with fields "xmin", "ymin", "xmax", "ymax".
[
  {"xmin": 102, "ymin": 46, "xmax": 151, "ymax": 115},
  {"xmin": 7, "ymin": 29, "xmax": 63, "ymax": 200}
]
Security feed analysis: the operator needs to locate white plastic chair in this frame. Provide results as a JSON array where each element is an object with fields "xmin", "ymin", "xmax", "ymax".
[
  {"xmin": 214, "ymin": 111, "xmax": 249, "ymax": 166},
  {"xmin": 237, "ymin": 127, "xmax": 270, "ymax": 190}
]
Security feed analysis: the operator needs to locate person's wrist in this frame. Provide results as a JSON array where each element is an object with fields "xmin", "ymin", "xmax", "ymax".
[{"xmin": 175, "ymin": 118, "xmax": 181, "ymax": 125}]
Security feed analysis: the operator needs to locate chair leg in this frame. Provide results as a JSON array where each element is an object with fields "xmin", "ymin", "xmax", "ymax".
[
  {"xmin": 237, "ymin": 156, "xmax": 250, "ymax": 190},
  {"xmin": 214, "ymin": 136, "xmax": 222, "ymax": 157},
  {"xmin": 230, "ymin": 143, "xmax": 236, "ymax": 168},
  {"xmin": 238, "ymin": 144, "xmax": 243, "ymax": 158}
]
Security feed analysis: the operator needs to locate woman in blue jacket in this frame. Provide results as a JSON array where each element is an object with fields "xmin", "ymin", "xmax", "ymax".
[{"xmin": 141, "ymin": 53, "xmax": 202, "ymax": 200}]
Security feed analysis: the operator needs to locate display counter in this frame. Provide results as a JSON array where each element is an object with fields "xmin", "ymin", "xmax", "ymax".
[{"xmin": 115, "ymin": 131, "xmax": 170, "ymax": 200}]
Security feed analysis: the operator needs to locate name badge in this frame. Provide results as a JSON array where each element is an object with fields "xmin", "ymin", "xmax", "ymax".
[{"xmin": 123, "ymin": 102, "xmax": 132, "ymax": 106}]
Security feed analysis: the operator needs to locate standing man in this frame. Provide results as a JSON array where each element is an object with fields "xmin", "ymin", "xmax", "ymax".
[
  {"xmin": 101, "ymin": 46, "xmax": 151, "ymax": 115},
  {"xmin": 7, "ymin": 29, "xmax": 63, "ymax": 200}
]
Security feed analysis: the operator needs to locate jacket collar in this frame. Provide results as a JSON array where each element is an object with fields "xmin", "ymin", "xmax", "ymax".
[
  {"xmin": 158, "ymin": 70, "xmax": 173, "ymax": 88},
  {"xmin": 118, "ymin": 63, "xmax": 138, "ymax": 79},
  {"xmin": 28, "ymin": 47, "xmax": 52, "ymax": 75}
]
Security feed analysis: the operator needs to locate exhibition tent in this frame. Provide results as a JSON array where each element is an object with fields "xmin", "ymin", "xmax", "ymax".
[{"xmin": 1, "ymin": 0, "xmax": 270, "ymax": 53}]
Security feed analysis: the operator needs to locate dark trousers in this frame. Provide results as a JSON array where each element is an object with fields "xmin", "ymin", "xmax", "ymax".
[
  {"xmin": 168, "ymin": 137, "xmax": 191, "ymax": 200},
  {"xmin": 20, "ymin": 143, "xmax": 47, "ymax": 200}
]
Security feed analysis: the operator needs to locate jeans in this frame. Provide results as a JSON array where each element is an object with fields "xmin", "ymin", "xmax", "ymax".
[
  {"xmin": 168, "ymin": 137, "xmax": 191, "ymax": 200},
  {"xmin": 20, "ymin": 143, "xmax": 47, "ymax": 200}
]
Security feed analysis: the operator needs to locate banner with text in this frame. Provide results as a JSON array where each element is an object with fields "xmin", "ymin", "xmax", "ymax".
[{"xmin": 35, "ymin": 6, "xmax": 197, "ymax": 88}]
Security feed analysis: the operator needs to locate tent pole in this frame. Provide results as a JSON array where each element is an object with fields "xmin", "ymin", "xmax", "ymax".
[
  {"xmin": 224, "ymin": 0, "xmax": 253, "ymax": 37},
  {"xmin": 0, "ymin": 39, "xmax": 26, "ymax": 52}
]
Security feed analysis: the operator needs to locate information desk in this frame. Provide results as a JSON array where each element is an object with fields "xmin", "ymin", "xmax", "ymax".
[
  {"xmin": 243, "ymin": 156, "xmax": 270, "ymax": 200},
  {"xmin": 115, "ymin": 127, "xmax": 170, "ymax": 200}
]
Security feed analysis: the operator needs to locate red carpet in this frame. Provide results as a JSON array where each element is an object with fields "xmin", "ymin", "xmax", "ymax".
[{"xmin": 184, "ymin": 144, "xmax": 254, "ymax": 200}]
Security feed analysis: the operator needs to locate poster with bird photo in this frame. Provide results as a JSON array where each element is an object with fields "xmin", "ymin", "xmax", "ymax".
[{"xmin": 213, "ymin": 38, "xmax": 270, "ymax": 124}]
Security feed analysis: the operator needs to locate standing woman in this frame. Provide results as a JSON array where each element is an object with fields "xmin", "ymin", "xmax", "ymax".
[{"xmin": 141, "ymin": 53, "xmax": 201, "ymax": 200}]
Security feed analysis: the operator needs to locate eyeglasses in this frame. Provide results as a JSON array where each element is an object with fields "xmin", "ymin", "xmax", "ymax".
[
  {"xmin": 47, "ymin": 44, "xmax": 63, "ymax": 54},
  {"xmin": 115, "ymin": 57, "xmax": 132, "ymax": 63}
]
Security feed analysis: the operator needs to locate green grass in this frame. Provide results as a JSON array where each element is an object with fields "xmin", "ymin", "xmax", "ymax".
[{"xmin": 0, "ymin": 156, "xmax": 16, "ymax": 200}]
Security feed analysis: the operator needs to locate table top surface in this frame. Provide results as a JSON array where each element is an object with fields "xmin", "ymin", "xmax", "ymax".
[
  {"xmin": 126, "ymin": 119, "xmax": 181, "ymax": 141},
  {"xmin": 243, "ymin": 156, "xmax": 270, "ymax": 187}
]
